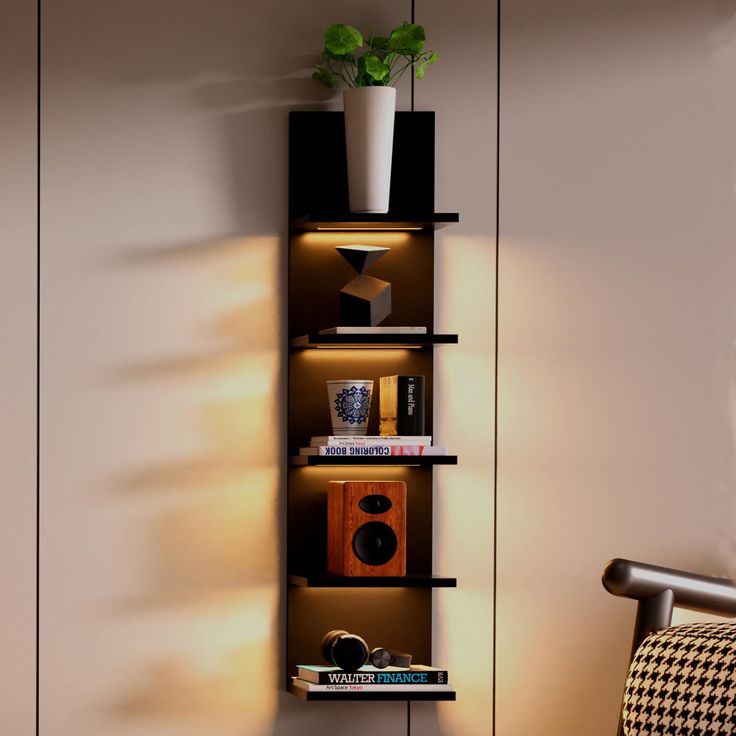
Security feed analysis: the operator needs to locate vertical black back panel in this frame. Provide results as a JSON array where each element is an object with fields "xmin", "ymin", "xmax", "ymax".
[{"xmin": 289, "ymin": 111, "xmax": 435, "ymax": 219}]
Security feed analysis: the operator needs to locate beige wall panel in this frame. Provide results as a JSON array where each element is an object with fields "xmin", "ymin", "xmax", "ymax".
[
  {"xmin": 498, "ymin": 1, "xmax": 736, "ymax": 734},
  {"xmin": 0, "ymin": 0, "xmax": 37, "ymax": 733},
  {"xmin": 40, "ymin": 2, "xmax": 417, "ymax": 735},
  {"xmin": 416, "ymin": 1, "xmax": 497, "ymax": 735}
]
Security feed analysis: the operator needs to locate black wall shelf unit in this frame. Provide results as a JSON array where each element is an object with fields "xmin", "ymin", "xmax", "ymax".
[
  {"xmin": 290, "ymin": 333, "xmax": 459, "ymax": 349},
  {"xmin": 289, "ymin": 687, "xmax": 457, "ymax": 702},
  {"xmin": 286, "ymin": 111, "xmax": 458, "ymax": 703},
  {"xmin": 289, "ymin": 455, "xmax": 459, "ymax": 467},
  {"xmin": 288, "ymin": 573, "xmax": 458, "ymax": 588},
  {"xmin": 290, "ymin": 212, "xmax": 459, "ymax": 232}
]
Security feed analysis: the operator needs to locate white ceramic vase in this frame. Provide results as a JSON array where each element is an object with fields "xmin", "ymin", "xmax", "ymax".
[{"xmin": 343, "ymin": 86, "xmax": 397, "ymax": 214}]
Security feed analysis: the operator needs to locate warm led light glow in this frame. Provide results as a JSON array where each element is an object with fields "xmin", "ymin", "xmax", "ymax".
[
  {"xmin": 298, "ymin": 231, "xmax": 411, "ymax": 247},
  {"xmin": 316, "ymin": 226, "xmax": 423, "ymax": 231},
  {"xmin": 435, "ymin": 587, "xmax": 492, "ymax": 730},
  {"xmin": 297, "ymin": 348, "xmax": 415, "ymax": 362},
  {"xmin": 292, "ymin": 587, "xmax": 420, "ymax": 601},
  {"xmin": 433, "ymin": 234, "xmax": 495, "ymax": 732},
  {"xmin": 313, "ymin": 344, "xmax": 423, "ymax": 350},
  {"xmin": 296, "ymin": 466, "xmax": 412, "ymax": 481}
]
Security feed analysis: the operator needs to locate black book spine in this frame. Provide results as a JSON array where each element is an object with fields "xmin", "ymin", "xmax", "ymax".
[{"xmin": 397, "ymin": 376, "xmax": 425, "ymax": 435}]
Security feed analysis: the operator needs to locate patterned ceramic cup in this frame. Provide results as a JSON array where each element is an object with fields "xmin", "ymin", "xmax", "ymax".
[{"xmin": 326, "ymin": 379, "xmax": 374, "ymax": 436}]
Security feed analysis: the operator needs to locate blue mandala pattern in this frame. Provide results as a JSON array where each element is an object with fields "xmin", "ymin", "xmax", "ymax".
[{"xmin": 334, "ymin": 386, "xmax": 371, "ymax": 425}]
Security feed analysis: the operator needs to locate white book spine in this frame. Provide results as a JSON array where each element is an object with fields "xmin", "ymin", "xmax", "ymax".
[
  {"xmin": 318, "ymin": 327, "xmax": 428, "ymax": 335},
  {"xmin": 313, "ymin": 446, "xmax": 447, "ymax": 457},
  {"xmin": 292, "ymin": 679, "xmax": 452, "ymax": 693},
  {"xmin": 311, "ymin": 436, "xmax": 432, "ymax": 447}
]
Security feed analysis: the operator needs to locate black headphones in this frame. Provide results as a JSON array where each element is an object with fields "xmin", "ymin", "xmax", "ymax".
[{"xmin": 321, "ymin": 629, "xmax": 413, "ymax": 672}]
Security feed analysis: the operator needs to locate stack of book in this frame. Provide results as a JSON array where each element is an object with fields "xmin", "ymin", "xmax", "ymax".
[
  {"xmin": 318, "ymin": 327, "xmax": 428, "ymax": 335},
  {"xmin": 299, "ymin": 436, "xmax": 447, "ymax": 457},
  {"xmin": 292, "ymin": 664, "xmax": 452, "ymax": 696}
]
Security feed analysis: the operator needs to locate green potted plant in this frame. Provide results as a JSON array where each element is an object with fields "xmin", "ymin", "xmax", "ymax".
[{"xmin": 313, "ymin": 22, "xmax": 438, "ymax": 214}]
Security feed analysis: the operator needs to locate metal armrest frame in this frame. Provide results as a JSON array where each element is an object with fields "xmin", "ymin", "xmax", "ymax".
[
  {"xmin": 602, "ymin": 558, "xmax": 736, "ymax": 736},
  {"xmin": 603, "ymin": 558, "xmax": 736, "ymax": 661}
]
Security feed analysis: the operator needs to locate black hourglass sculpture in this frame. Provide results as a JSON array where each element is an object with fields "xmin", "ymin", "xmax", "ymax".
[{"xmin": 336, "ymin": 245, "xmax": 392, "ymax": 326}]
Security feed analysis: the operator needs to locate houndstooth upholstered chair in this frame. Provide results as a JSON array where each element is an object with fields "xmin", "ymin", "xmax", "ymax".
[{"xmin": 602, "ymin": 559, "xmax": 736, "ymax": 736}]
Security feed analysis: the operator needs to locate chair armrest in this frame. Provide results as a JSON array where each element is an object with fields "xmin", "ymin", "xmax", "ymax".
[
  {"xmin": 602, "ymin": 558, "xmax": 736, "ymax": 617},
  {"xmin": 603, "ymin": 559, "xmax": 736, "ymax": 736}
]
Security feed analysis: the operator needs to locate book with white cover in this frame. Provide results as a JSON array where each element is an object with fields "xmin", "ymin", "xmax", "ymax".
[
  {"xmin": 296, "ymin": 664, "xmax": 448, "ymax": 685},
  {"xmin": 318, "ymin": 326, "xmax": 427, "ymax": 335},
  {"xmin": 310, "ymin": 435, "xmax": 432, "ymax": 447},
  {"xmin": 291, "ymin": 678, "xmax": 453, "ymax": 693},
  {"xmin": 300, "ymin": 446, "xmax": 447, "ymax": 456}
]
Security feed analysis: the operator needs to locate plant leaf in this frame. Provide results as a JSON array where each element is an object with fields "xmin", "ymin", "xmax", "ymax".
[
  {"xmin": 415, "ymin": 52, "xmax": 438, "ymax": 80},
  {"xmin": 323, "ymin": 48, "xmax": 356, "ymax": 63},
  {"xmin": 324, "ymin": 24, "xmax": 363, "ymax": 56},
  {"xmin": 312, "ymin": 64, "xmax": 337, "ymax": 88},
  {"xmin": 388, "ymin": 22, "xmax": 425, "ymax": 55},
  {"xmin": 370, "ymin": 35, "xmax": 390, "ymax": 50},
  {"xmin": 365, "ymin": 54, "xmax": 390, "ymax": 82},
  {"xmin": 355, "ymin": 55, "xmax": 369, "ymax": 87}
]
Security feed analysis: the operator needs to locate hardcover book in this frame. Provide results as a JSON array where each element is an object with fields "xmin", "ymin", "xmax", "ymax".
[
  {"xmin": 296, "ymin": 665, "xmax": 449, "ymax": 686},
  {"xmin": 310, "ymin": 435, "xmax": 432, "ymax": 447},
  {"xmin": 291, "ymin": 678, "xmax": 453, "ymax": 693},
  {"xmin": 318, "ymin": 326, "xmax": 428, "ymax": 335},
  {"xmin": 379, "ymin": 375, "xmax": 426, "ymax": 436},
  {"xmin": 300, "ymin": 446, "xmax": 446, "ymax": 456}
]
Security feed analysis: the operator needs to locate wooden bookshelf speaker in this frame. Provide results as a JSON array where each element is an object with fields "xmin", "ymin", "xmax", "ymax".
[{"xmin": 327, "ymin": 480, "xmax": 407, "ymax": 577}]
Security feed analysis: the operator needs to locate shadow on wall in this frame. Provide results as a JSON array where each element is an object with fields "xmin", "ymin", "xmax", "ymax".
[
  {"xmin": 52, "ymin": 0, "xmax": 443, "ymax": 734},
  {"xmin": 97, "ymin": 242, "xmax": 445, "ymax": 736},
  {"xmin": 99, "ymin": 235, "xmax": 286, "ymax": 733}
]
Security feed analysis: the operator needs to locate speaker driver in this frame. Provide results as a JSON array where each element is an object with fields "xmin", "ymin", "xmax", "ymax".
[
  {"xmin": 352, "ymin": 521, "xmax": 398, "ymax": 566},
  {"xmin": 359, "ymin": 494, "xmax": 393, "ymax": 514}
]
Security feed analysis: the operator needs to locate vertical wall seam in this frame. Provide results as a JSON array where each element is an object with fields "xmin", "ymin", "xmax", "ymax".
[
  {"xmin": 35, "ymin": 1, "xmax": 41, "ymax": 734},
  {"xmin": 492, "ymin": 0, "xmax": 501, "ymax": 734}
]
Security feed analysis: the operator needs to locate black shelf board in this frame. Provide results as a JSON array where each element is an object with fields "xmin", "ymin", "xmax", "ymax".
[
  {"xmin": 290, "ymin": 333, "xmax": 458, "ymax": 350},
  {"xmin": 291, "ymin": 212, "xmax": 459, "ymax": 232},
  {"xmin": 289, "ymin": 455, "xmax": 458, "ymax": 467},
  {"xmin": 288, "ymin": 573, "xmax": 458, "ymax": 588},
  {"xmin": 288, "ymin": 684, "xmax": 456, "ymax": 701}
]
